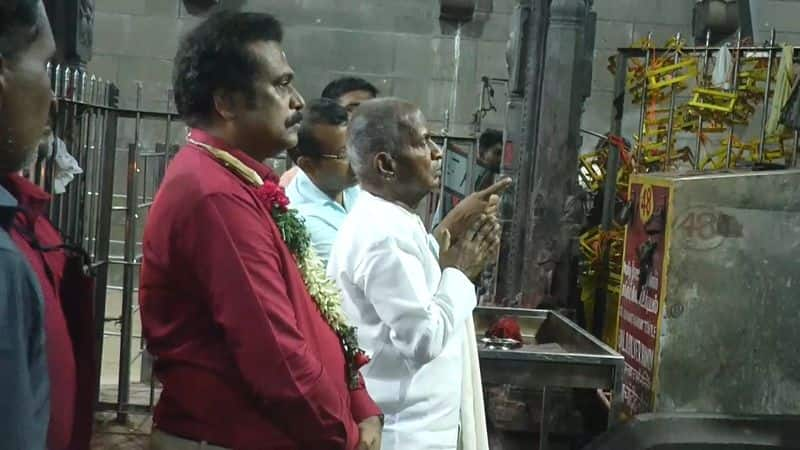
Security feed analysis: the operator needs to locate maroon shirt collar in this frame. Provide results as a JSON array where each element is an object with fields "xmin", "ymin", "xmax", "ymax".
[
  {"xmin": 0, "ymin": 173, "xmax": 51, "ymax": 223},
  {"xmin": 187, "ymin": 129, "xmax": 280, "ymax": 184}
]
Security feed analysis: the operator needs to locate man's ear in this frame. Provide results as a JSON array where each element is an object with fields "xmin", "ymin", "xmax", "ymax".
[
  {"xmin": 212, "ymin": 89, "xmax": 238, "ymax": 121},
  {"xmin": 374, "ymin": 151, "xmax": 396, "ymax": 179}
]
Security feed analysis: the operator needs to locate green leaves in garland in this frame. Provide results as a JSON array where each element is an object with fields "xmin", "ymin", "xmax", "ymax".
[
  {"xmin": 274, "ymin": 208, "xmax": 311, "ymax": 256},
  {"xmin": 271, "ymin": 206, "xmax": 371, "ymax": 390}
]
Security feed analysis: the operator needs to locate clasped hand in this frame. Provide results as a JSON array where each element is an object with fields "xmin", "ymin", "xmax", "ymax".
[
  {"xmin": 357, "ymin": 416, "xmax": 382, "ymax": 450},
  {"xmin": 435, "ymin": 178, "xmax": 510, "ymax": 280}
]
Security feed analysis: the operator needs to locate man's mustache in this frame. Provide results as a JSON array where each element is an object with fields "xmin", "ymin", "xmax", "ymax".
[{"xmin": 286, "ymin": 111, "xmax": 303, "ymax": 128}]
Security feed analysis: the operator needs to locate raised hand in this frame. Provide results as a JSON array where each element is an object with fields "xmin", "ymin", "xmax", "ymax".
[{"xmin": 437, "ymin": 177, "xmax": 511, "ymax": 243}]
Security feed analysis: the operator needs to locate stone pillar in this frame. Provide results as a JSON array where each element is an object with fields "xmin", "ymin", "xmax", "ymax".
[
  {"xmin": 518, "ymin": 0, "xmax": 592, "ymax": 308},
  {"xmin": 44, "ymin": 0, "xmax": 94, "ymax": 67},
  {"xmin": 494, "ymin": 0, "xmax": 550, "ymax": 305}
]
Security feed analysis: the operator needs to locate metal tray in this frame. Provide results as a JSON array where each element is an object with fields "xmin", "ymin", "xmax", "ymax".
[{"xmin": 474, "ymin": 307, "xmax": 625, "ymax": 449}]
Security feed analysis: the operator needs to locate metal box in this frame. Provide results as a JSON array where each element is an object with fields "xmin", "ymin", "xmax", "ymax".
[
  {"xmin": 474, "ymin": 307, "xmax": 624, "ymax": 449},
  {"xmin": 616, "ymin": 169, "xmax": 800, "ymax": 417}
]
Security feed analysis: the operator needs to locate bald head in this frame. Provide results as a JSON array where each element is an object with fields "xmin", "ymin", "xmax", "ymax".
[{"xmin": 347, "ymin": 97, "xmax": 442, "ymax": 209}]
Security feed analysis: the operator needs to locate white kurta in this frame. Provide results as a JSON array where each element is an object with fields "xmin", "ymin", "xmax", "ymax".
[{"xmin": 328, "ymin": 191, "xmax": 478, "ymax": 450}]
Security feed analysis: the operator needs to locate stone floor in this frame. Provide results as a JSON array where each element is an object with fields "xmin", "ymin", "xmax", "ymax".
[
  {"xmin": 91, "ymin": 414, "xmax": 151, "ymax": 450},
  {"xmin": 90, "ymin": 384, "xmax": 570, "ymax": 450},
  {"xmin": 91, "ymin": 384, "xmax": 156, "ymax": 450},
  {"xmin": 93, "ymin": 288, "xmax": 153, "ymax": 449}
]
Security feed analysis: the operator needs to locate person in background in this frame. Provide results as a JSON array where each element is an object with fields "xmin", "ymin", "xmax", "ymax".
[
  {"xmin": 329, "ymin": 98, "xmax": 498, "ymax": 450},
  {"xmin": 322, "ymin": 76, "xmax": 380, "ymax": 116},
  {"xmin": 433, "ymin": 129, "xmax": 508, "ymax": 237},
  {"xmin": 0, "ymin": 1, "xmax": 54, "ymax": 448},
  {"xmin": 139, "ymin": 12, "xmax": 381, "ymax": 450},
  {"xmin": 285, "ymin": 99, "xmax": 357, "ymax": 266},
  {"xmin": 280, "ymin": 76, "xmax": 379, "ymax": 187},
  {"xmin": 474, "ymin": 128, "xmax": 503, "ymax": 192}
]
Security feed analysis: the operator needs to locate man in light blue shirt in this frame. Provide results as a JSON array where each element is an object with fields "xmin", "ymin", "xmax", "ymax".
[{"xmin": 286, "ymin": 99, "xmax": 360, "ymax": 265}]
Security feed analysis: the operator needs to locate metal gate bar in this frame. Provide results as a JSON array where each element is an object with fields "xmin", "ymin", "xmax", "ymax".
[
  {"xmin": 97, "ymin": 84, "xmax": 175, "ymax": 422},
  {"xmin": 45, "ymin": 65, "xmax": 177, "ymax": 423},
  {"xmin": 44, "ymin": 64, "xmax": 120, "ymax": 423}
]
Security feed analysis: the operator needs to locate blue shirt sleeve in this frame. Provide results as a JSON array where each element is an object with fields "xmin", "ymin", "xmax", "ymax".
[{"xmin": 0, "ymin": 238, "xmax": 49, "ymax": 450}]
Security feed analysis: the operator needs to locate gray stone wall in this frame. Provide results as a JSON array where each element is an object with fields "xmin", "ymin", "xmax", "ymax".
[
  {"xmin": 758, "ymin": 0, "xmax": 800, "ymax": 44},
  {"xmin": 90, "ymin": 0, "xmax": 800, "ymax": 156},
  {"xmin": 88, "ymin": 0, "xmax": 800, "ymax": 281},
  {"xmin": 90, "ymin": 0, "xmax": 515, "ymax": 138},
  {"xmin": 89, "ymin": 0, "xmax": 515, "ymax": 291}
]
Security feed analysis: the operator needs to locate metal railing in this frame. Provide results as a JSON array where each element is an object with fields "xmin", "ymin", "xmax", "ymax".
[
  {"xmin": 101, "ymin": 84, "xmax": 176, "ymax": 422},
  {"xmin": 45, "ymin": 65, "xmax": 179, "ymax": 423},
  {"xmin": 42, "ymin": 64, "xmax": 121, "ymax": 421}
]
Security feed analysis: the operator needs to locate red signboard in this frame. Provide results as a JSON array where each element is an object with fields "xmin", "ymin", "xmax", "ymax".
[{"xmin": 618, "ymin": 182, "xmax": 670, "ymax": 415}]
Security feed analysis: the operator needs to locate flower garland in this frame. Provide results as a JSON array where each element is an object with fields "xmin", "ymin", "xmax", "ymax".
[{"xmin": 189, "ymin": 138, "xmax": 370, "ymax": 389}]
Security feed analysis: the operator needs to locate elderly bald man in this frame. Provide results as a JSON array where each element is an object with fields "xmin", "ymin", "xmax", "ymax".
[{"xmin": 328, "ymin": 98, "xmax": 496, "ymax": 450}]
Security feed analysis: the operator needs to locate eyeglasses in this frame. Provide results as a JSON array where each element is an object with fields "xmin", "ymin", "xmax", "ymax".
[
  {"xmin": 316, "ymin": 153, "xmax": 347, "ymax": 160},
  {"xmin": 315, "ymin": 147, "xmax": 348, "ymax": 160}
]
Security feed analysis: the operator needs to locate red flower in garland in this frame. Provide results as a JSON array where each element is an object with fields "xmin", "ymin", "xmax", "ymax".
[
  {"xmin": 256, "ymin": 181, "xmax": 290, "ymax": 212},
  {"xmin": 353, "ymin": 351, "xmax": 371, "ymax": 369}
]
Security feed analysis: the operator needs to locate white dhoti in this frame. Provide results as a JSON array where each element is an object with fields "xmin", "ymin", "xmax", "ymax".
[{"xmin": 458, "ymin": 315, "xmax": 489, "ymax": 450}]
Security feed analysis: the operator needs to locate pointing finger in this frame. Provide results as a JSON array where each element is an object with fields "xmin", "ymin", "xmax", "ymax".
[{"xmin": 476, "ymin": 177, "xmax": 512, "ymax": 198}]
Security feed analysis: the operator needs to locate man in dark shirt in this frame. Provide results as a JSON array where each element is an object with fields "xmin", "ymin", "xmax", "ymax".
[{"xmin": 0, "ymin": 1, "xmax": 56, "ymax": 449}]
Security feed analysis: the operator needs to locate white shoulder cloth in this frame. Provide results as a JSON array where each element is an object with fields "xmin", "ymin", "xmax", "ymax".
[{"xmin": 458, "ymin": 314, "xmax": 489, "ymax": 450}]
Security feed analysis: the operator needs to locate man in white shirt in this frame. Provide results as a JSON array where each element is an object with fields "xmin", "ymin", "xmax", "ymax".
[{"xmin": 328, "ymin": 98, "xmax": 498, "ymax": 450}]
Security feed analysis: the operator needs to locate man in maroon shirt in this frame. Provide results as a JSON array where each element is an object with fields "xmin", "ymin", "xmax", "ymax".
[
  {"xmin": 139, "ymin": 12, "xmax": 382, "ymax": 450},
  {"xmin": 1, "ymin": 2, "xmax": 97, "ymax": 450}
]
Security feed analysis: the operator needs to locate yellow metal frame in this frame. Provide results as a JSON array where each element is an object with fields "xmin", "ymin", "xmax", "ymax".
[
  {"xmin": 738, "ymin": 68, "xmax": 768, "ymax": 83},
  {"xmin": 578, "ymin": 152, "xmax": 606, "ymax": 192},
  {"xmin": 644, "ymin": 108, "xmax": 695, "ymax": 139},
  {"xmin": 700, "ymin": 133, "xmax": 793, "ymax": 170},
  {"xmin": 579, "ymin": 144, "xmax": 633, "ymax": 196},
  {"xmin": 646, "ymin": 58, "xmax": 697, "ymax": 91},
  {"xmin": 737, "ymin": 77, "xmax": 765, "ymax": 97},
  {"xmin": 687, "ymin": 88, "xmax": 737, "ymax": 114},
  {"xmin": 580, "ymin": 223, "xmax": 626, "ymax": 348}
]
